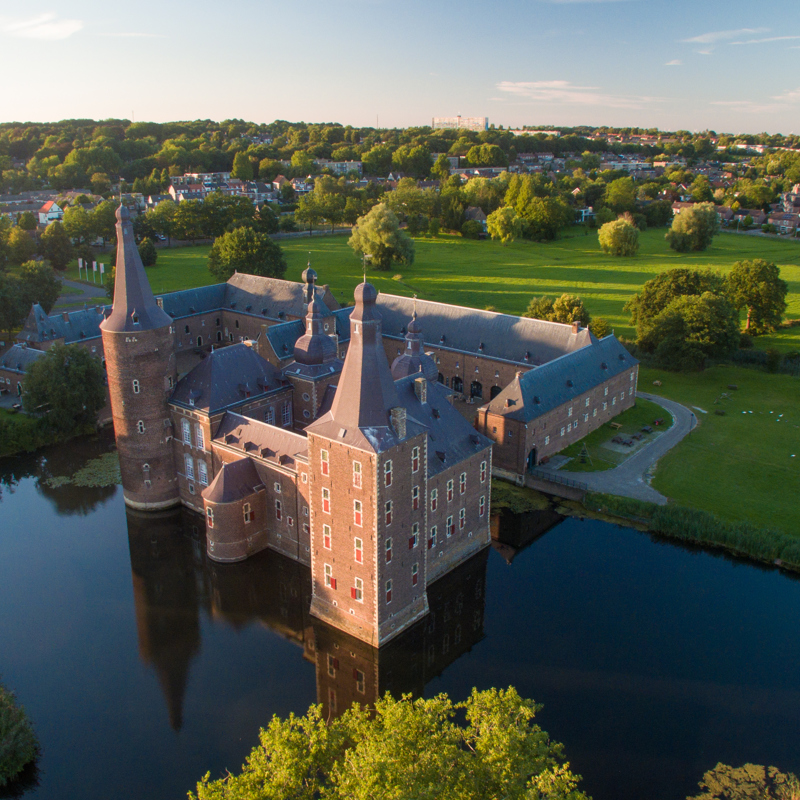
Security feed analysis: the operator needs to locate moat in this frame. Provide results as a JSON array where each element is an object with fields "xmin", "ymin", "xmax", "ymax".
[{"xmin": 2, "ymin": 434, "xmax": 799, "ymax": 800}]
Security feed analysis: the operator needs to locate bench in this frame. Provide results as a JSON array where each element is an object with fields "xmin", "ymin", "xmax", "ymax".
[{"xmin": 609, "ymin": 422, "xmax": 623, "ymax": 430}]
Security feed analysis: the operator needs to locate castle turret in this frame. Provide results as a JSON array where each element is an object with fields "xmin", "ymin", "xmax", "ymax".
[
  {"xmin": 390, "ymin": 307, "xmax": 438, "ymax": 382},
  {"xmin": 101, "ymin": 205, "xmax": 179, "ymax": 510},
  {"xmin": 306, "ymin": 281, "xmax": 429, "ymax": 646}
]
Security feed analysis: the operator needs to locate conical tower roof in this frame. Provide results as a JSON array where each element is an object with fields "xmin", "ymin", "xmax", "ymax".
[
  {"xmin": 101, "ymin": 205, "xmax": 172, "ymax": 333},
  {"xmin": 391, "ymin": 308, "xmax": 438, "ymax": 382}
]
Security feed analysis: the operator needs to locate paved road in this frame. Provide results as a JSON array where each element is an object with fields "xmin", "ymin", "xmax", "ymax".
[
  {"xmin": 55, "ymin": 277, "xmax": 108, "ymax": 309},
  {"xmin": 539, "ymin": 391, "xmax": 698, "ymax": 505}
]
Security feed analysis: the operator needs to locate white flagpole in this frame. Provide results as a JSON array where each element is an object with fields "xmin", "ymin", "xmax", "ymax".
[{"xmin": 78, "ymin": 257, "xmax": 83, "ymax": 279}]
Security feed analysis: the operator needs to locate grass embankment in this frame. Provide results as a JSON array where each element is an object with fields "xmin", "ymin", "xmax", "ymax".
[
  {"xmin": 63, "ymin": 228, "xmax": 800, "ymax": 351},
  {"xmin": 639, "ymin": 366, "xmax": 800, "ymax": 535},
  {"xmin": 556, "ymin": 398, "xmax": 666, "ymax": 472}
]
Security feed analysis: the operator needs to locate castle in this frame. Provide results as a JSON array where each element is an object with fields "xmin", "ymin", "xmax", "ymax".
[{"xmin": 12, "ymin": 205, "xmax": 638, "ymax": 646}]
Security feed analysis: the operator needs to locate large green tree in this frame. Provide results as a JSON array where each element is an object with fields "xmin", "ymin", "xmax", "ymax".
[
  {"xmin": 18, "ymin": 261, "xmax": 62, "ymax": 313},
  {"xmin": 598, "ymin": 216, "xmax": 639, "ymax": 256},
  {"xmin": 231, "ymin": 151, "xmax": 254, "ymax": 181},
  {"xmin": 625, "ymin": 268, "xmax": 725, "ymax": 329},
  {"xmin": 726, "ymin": 259, "xmax": 788, "ymax": 334},
  {"xmin": 191, "ymin": 688, "xmax": 588, "ymax": 800},
  {"xmin": 487, "ymin": 206, "xmax": 523, "ymax": 245},
  {"xmin": 524, "ymin": 293, "xmax": 591, "ymax": 326},
  {"xmin": 17, "ymin": 211, "xmax": 37, "ymax": 231},
  {"xmin": 40, "ymin": 221, "xmax": 74, "ymax": 270},
  {"xmin": 665, "ymin": 202, "xmax": 719, "ymax": 252},
  {"xmin": 603, "ymin": 177, "xmax": 637, "ymax": 213},
  {"xmin": 7, "ymin": 228, "xmax": 36, "ymax": 265},
  {"xmin": 92, "ymin": 200, "xmax": 118, "ymax": 246},
  {"xmin": 62, "ymin": 204, "xmax": 94, "ymax": 246},
  {"xmin": 689, "ymin": 763, "xmax": 800, "ymax": 800},
  {"xmin": 173, "ymin": 200, "xmax": 206, "ymax": 242},
  {"xmin": 0, "ymin": 682, "xmax": 39, "ymax": 788},
  {"xmin": 23, "ymin": 344, "xmax": 106, "ymax": 433},
  {"xmin": 148, "ymin": 199, "xmax": 177, "ymax": 245},
  {"xmin": 348, "ymin": 203, "xmax": 414, "ymax": 271},
  {"xmin": 208, "ymin": 227, "xmax": 287, "ymax": 282},
  {"xmin": 0, "ymin": 274, "xmax": 27, "ymax": 338}
]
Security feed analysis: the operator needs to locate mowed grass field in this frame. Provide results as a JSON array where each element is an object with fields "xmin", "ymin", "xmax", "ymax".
[{"xmin": 640, "ymin": 365, "xmax": 800, "ymax": 534}]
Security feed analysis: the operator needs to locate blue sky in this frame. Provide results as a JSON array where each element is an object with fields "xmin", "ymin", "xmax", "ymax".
[{"xmin": 1, "ymin": 0, "xmax": 798, "ymax": 133}]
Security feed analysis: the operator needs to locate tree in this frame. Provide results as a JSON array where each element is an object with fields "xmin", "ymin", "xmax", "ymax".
[
  {"xmin": 524, "ymin": 294, "xmax": 591, "ymax": 326},
  {"xmin": 17, "ymin": 211, "xmax": 37, "ymax": 231},
  {"xmin": 62, "ymin": 204, "xmax": 93, "ymax": 246},
  {"xmin": 665, "ymin": 202, "xmax": 720, "ymax": 252},
  {"xmin": 19, "ymin": 261, "xmax": 61, "ymax": 313},
  {"xmin": 0, "ymin": 682, "xmax": 39, "ymax": 788},
  {"xmin": 40, "ymin": 221, "xmax": 74, "ymax": 270},
  {"xmin": 689, "ymin": 763, "xmax": 800, "ymax": 800},
  {"xmin": 521, "ymin": 197, "xmax": 573, "ymax": 241},
  {"xmin": 642, "ymin": 199, "xmax": 673, "ymax": 228},
  {"xmin": 92, "ymin": 200, "xmax": 118, "ymax": 246},
  {"xmin": 625, "ymin": 267, "xmax": 725, "ymax": 329},
  {"xmin": 348, "ymin": 203, "xmax": 414, "ymax": 272},
  {"xmin": 208, "ymin": 227, "xmax": 287, "ymax": 282},
  {"xmin": 0, "ymin": 273, "xmax": 27, "ymax": 338},
  {"xmin": 295, "ymin": 193, "xmax": 325, "ymax": 236},
  {"xmin": 290, "ymin": 150, "xmax": 314, "ymax": 177},
  {"xmin": 90, "ymin": 172, "xmax": 111, "ymax": 195},
  {"xmin": 148, "ymin": 200, "xmax": 176, "ymax": 245},
  {"xmin": 589, "ymin": 317, "xmax": 610, "ymax": 338},
  {"xmin": 138, "ymin": 237, "xmax": 157, "ymax": 267},
  {"xmin": 7, "ymin": 228, "xmax": 36, "ymax": 265},
  {"xmin": 173, "ymin": 200, "xmax": 205, "ymax": 242},
  {"xmin": 191, "ymin": 688, "xmax": 588, "ymax": 800},
  {"xmin": 362, "ymin": 144, "xmax": 393, "ymax": 177},
  {"xmin": 604, "ymin": 177, "xmax": 637, "ymax": 213},
  {"xmin": 23, "ymin": 343, "xmax": 106, "ymax": 433},
  {"xmin": 598, "ymin": 216, "xmax": 639, "ymax": 256},
  {"xmin": 231, "ymin": 151, "xmax": 254, "ymax": 181},
  {"xmin": 487, "ymin": 207, "xmax": 523, "ymax": 245},
  {"xmin": 726, "ymin": 259, "xmax": 788, "ymax": 334},
  {"xmin": 431, "ymin": 153, "xmax": 451, "ymax": 181},
  {"xmin": 0, "ymin": 216, "xmax": 11, "ymax": 271},
  {"xmin": 203, "ymin": 192, "xmax": 256, "ymax": 238}
]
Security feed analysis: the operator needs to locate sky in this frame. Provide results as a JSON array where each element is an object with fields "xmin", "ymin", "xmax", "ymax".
[{"xmin": 1, "ymin": 0, "xmax": 799, "ymax": 134}]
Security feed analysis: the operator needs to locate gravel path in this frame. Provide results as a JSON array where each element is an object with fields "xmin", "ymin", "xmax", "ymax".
[
  {"xmin": 55, "ymin": 278, "xmax": 108, "ymax": 309},
  {"xmin": 538, "ymin": 391, "xmax": 698, "ymax": 505}
]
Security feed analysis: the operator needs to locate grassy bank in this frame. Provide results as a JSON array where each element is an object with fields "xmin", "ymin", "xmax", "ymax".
[
  {"xmin": 65, "ymin": 227, "xmax": 800, "ymax": 350},
  {"xmin": 640, "ymin": 365, "xmax": 800, "ymax": 534}
]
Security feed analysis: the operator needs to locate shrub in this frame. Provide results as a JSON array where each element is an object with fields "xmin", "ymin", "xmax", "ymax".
[
  {"xmin": 598, "ymin": 216, "xmax": 639, "ymax": 256},
  {"xmin": 138, "ymin": 237, "xmax": 157, "ymax": 267},
  {"xmin": 0, "ymin": 683, "xmax": 39, "ymax": 787},
  {"xmin": 461, "ymin": 219, "xmax": 483, "ymax": 239}
]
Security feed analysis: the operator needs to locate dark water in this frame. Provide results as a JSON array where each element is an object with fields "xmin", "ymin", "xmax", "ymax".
[{"xmin": 1, "ymin": 436, "xmax": 799, "ymax": 800}]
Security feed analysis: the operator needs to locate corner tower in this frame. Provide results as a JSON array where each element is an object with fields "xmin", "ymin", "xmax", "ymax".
[
  {"xmin": 101, "ymin": 205, "xmax": 179, "ymax": 510},
  {"xmin": 306, "ymin": 281, "xmax": 429, "ymax": 647}
]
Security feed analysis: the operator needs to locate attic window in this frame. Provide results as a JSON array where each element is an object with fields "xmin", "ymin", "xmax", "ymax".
[
  {"xmin": 436, "ymin": 450, "xmax": 447, "ymax": 462},
  {"xmin": 230, "ymin": 302, "xmax": 237, "ymax": 309},
  {"xmin": 601, "ymin": 362, "xmax": 608, "ymax": 370},
  {"xmin": 224, "ymin": 434, "xmax": 236, "ymax": 444},
  {"xmin": 245, "ymin": 304, "xmax": 252, "ymax": 311},
  {"xmin": 189, "ymin": 307, "xmax": 195, "ymax": 314},
  {"xmin": 618, "ymin": 353, "xmax": 626, "ymax": 361},
  {"xmin": 533, "ymin": 395, "xmax": 541, "ymax": 404},
  {"xmin": 478, "ymin": 342, "xmax": 484, "ymax": 351},
  {"xmin": 566, "ymin": 380, "xmax": 573, "ymax": 387},
  {"xmin": 524, "ymin": 351, "xmax": 530, "ymax": 362},
  {"xmin": 261, "ymin": 308, "xmax": 268, "ymax": 315},
  {"xmin": 156, "ymin": 297, "xmax": 163, "ymax": 308},
  {"xmin": 278, "ymin": 311, "xmax": 285, "ymax": 319},
  {"xmin": 432, "ymin": 407, "xmax": 440, "ymax": 419},
  {"xmin": 440, "ymin": 335, "xmax": 446, "ymax": 344},
  {"xmin": 132, "ymin": 315, "xmax": 139, "ymax": 325},
  {"xmin": 401, "ymin": 326, "xmax": 406, "ymax": 335}
]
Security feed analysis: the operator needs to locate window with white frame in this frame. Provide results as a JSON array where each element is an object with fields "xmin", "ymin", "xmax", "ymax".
[
  {"xmin": 459, "ymin": 507, "xmax": 466, "ymax": 530},
  {"xmin": 603, "ymin": 402, "xmax": 607, "ymax": 411},
  {"xmin": 185, "ymin": 454, "xmax": 194, "ymax": 481},
  {"xmin": 385, "ymin": 579, "xmax": 392, "ymax": 604},
  {"xmin": 321, "ymin": 449, "xmax": 329, "ymax": 475},
  {"xmin": 274, "ymin": 481, "xmax": 281, "ymax": 493},
  {"xmin": 429, "ymin": 526, "xmax": 437, "ymax": 549},
  {"xmin": 604, "ymin": 387, "xmax": 609, "ymax": 396},
  {"xmin": 431, "ymin": 488, "xmax": 438, "ymax": 511},
  {"xmin": 243, "ymin": 503, "xmax": 253, "ymax": 524},
  {"xmin": 568, "ymin": 406, "xmax": 573, "ymax": 417},
  {"xmin": 385, "ymin": 537, "xmax": 392, "ymax": 563},
  {"xmin": 480, "ymin": 461, "xmax": 487, "ymax": 483},
  {"xmin": 137, "ymin": 420, "xmax": 145, "ymax": 434},
  {"xmin": 195, "ymin": 424, "xmax": 204, "ymax": 450},
  {"xmin": 354, "ymin": 499, "xmax": 362, "ymax": 526},
  {"xmin": 264, "ymin": 407, "xmax": 275, "ymax": 425},
  {"xmin": 585, "ymin": 397, "xmax": 590, "ymax": 407},
  {"xmin": 352, "ymin": 577, "xmax": 363, "ymax": 602},
  {"xmin": 411, "ymin": 563, "xmax": 419, "ymax": 586},
  {"xmin": 385, "ymin": 500, "xmax": 392, "ymax": 525},
  {"xmin": 324, "ymin": 563, "xmax": 335, "ymax": 589},
  {"xmin": 281, "ymin": 402, "xmax": 291, "ymax": 426},
  {"xmin": 612, "ymin": 397, "xmax": 617, "ymax": 406},
  {"xmin": 446, "ymin": 515, "xmax": 454, "ymax": 537},
  {"xmin": 409, "ymin": 522, "xmax": 419, "ymax": 549},
  {"xmin": 206, "ymin": 507, "xmax": 214, "ymax": 528},
  {"xmin": 411, "ymin": 446, "xmax": 420, "ymax": 472},
  {"xmin": 459, "ymin": 472, "xmax": 466, "ymax": 494},
  {"xmin": 182, "ymin": 419, "xmax": 191, "ymax": 445},
  {"xmin": 132, "ymin": 379, "xmax": 140, "ymax": 394},
  {"xmin": 384, "ymin": 460, "xmax": 392, "ymax": 487},
  {"xmin": 198, "ymin": 461, "xmax": 208, "ymax": 486},
  {"xmin": 354, "ymin": 537, "xmax": 363, "ymax": 563},
  {"xmin": 353, "ymin": 461, "xmax": 362, "ymax": 488},
  {"xmin": 323, "ymin": 524, "xmax": 332, "ymax": 550},
  {"xmin": 322, "ymin": 488, "xmax": 330, "ymax": 513},
  {"xmin": 479, "ymin": 496, "xmax": 485, "ymax": 517},
  {"xmin": 412, "ymin": 485, "xmax": 419, "ymax": 510},
  {"xmin": 275, "ymin": 499, "xmax": 282, "ymax": 520},
  {"xmin": 544, "ymin": 435, "xmax": 550, "ymax": 445},
  {"xmin": 584, "ymin": 413, "xmax": 589, "ymax": 422},
  {"xmin": 446, "ymin": 479, "xmax": 454, "ymax": 502},
  {"xmin": 560, "ymin": 427, "xmax": 565, "ymax": 436}
]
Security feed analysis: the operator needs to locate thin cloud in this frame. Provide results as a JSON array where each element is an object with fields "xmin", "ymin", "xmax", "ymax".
[
  {"xmin": 496, "ymin": 80, "xmax": 658, "ymax": 109},
  {"xmin": 665, "ymin": 59, "xmax": 682, "ymax": 66},
  {"xmin": 99, "ymin": 32, "xmax": 167, "ymax": 38},
  {"xmin": 0, "ymin": 12, "xmax": 83, "ymax": 40},
  {"xmin": 712, "ymin": 87, "xmax": 800, "ymax": 113},
  {"xmin": 730, "ymin": 35, "xmax": 800, "ymax": 45},
  {"xmin": 681, "ymin": 27, "xmax": 767, "ymax": 44}
]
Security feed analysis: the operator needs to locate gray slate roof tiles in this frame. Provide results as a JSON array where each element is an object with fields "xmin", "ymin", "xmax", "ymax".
[
  {"xmin": 0, "ymin": 344, "xmax": 46, "ymax": 373},
  {"xmin": 213, "ymin": 411, "xmax": 309, "ymax": 468}
]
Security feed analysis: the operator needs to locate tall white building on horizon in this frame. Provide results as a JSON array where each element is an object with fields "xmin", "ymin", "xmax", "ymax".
[{"xmin": 432, "ymin": 116, "xmax": 488, "ymax": 132}]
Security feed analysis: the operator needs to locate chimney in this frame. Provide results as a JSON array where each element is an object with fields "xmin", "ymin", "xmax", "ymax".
[
  {"xmin": 414, "ymin": 376, "xmax": 427, "ymax": 404},
  {"xmin": 62, "ymin": 311, "xmax": 70, "ymax": 323},
  {"xmin": 572, "ymin": 321, "xmax": 580, "ymax": 334},
  {"xmin": 390, "ymin": 406, "xmax": 407, "ymax": 439}
]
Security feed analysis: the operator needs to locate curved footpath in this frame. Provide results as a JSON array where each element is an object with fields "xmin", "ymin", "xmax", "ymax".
[
  {"xmin": 55, "ymin": 277, "xmax": 108, "ymax": 309},
  {"xmin": 541, "ymin": 391, "xmax": 698, "ymax": 505}
]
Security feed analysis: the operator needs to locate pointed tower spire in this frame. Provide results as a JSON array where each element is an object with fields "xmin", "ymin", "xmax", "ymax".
[
  {"xmin": 101, "ymin": 205, "xmax": 172, "ymax": 333},
  {"xmin": 327, "ymin": 281, "xmax": 400, "ymax": 433}
]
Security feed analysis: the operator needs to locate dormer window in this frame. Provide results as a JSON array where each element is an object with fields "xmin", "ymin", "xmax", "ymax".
[{"xmin": 132, "ymin": 314, "xmax": 139, "ymax": 325}]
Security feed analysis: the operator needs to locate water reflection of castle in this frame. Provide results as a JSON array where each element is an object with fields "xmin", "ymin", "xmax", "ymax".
[{"xmin": 126, "ymin": 507, "xmax": 489, "ymax": 729}]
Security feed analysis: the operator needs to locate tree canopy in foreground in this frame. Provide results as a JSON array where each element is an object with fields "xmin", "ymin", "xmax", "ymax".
[
  {"xmin": 191, "ymin": 688, "xmax": 588, "ymax": 800},
  {"xmin": 665, "ymin": 202, "xmax": 719, "ymax": 252},
  {"xmin": 348, "ymin": 203, "xmax": 415, "ymax": 271},
  {"xmin": 208, "ymin": 227, "xmax": 287, "ymax": 282},
  {"xmin": 726, "ymin": 259, "xmax": 788, "ymax": 334},
  {"xmin": 689, "ymin": 762, "xmax": 800, "ymax": 800},
  {"xmin": 0, "ymin": 682, "xmax": 39, "ymax": 787}
]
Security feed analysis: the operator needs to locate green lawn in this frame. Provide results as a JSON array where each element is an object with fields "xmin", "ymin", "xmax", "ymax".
[
  {"xmin": 640, "ymin": 365, "xmax": 800, "ymax": 534},
  {"xmin": 63, "ymin": 228, "xmax": 800, "ymax": 350},
  {"xmin": 555, "ymin": 398, "xmax": 666, "ymax": 472}
]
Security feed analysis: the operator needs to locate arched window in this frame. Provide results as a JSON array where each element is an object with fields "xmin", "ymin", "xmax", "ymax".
[
  {"xmin": 137, "ymin": 420, "xmax": 145, "ymax": 434},
  {"xmin": 132, "ymin": 379, "xmax": 140, "ymax": 394},
  {"xmin": 206, "ymin": 507, "xmax": 214, "ymax": 528},
  {"xmin": 184, "ymin": 454, "xmax": 194, "ymax": 481},
  {"xmin": 452, "ymin": 376, "xmax": 463, "ymax": 393},
  {"xmin": 243, "ymin": 503, "xmax": 253, "ymax": 523},
  {"xmin": 197, "ymin": 336, "xmax": 203, "ymax": 347}
]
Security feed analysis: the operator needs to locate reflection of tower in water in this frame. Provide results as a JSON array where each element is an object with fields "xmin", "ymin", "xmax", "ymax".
[{"xmin": 126, "ymin": 509, "xmax": 488, "ymax": 729}]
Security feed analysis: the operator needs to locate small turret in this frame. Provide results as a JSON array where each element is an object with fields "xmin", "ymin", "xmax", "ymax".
[{"xmin": 391, "ymin": 305, "xmax": 438, "ymax": 382}]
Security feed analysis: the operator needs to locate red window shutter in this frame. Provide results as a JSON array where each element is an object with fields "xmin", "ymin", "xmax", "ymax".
[
  {"xmin": 330, "ymin": 578, "xmax": 337, "ymax": 590},
  {"xmin": 353, "ymin": 668, "xmax": 359, "ymax": 680},
  {"xmin": 333, "ymin": 658, "xmax": 339, "ymax": 670},
  {"xmin": 412, "ymin": 574, "xmax": 418, "ymax": 586},
  {"xmin": 428, "ymin": 538, "xmax": 433, "ymax": 549},
  {"xmin": 351, "ymin": 587, "xmax": 357, "ymax": 599},
  {"xmin": 408, "ymin": 537, "xmax": 414, "ymax": 550},
  {"xmin": 386, "ymin": 590, "xmax": 392, "ymax": 603}
]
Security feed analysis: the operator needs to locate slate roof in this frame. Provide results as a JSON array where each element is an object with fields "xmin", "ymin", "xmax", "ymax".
[
  {"xmin": 171, "ymin": 343, "xmax": 285, "ymax": 414},
  {"xmin": 223, "ymin": 272, "xmax": 339, "ymax": 319},
  {"xmin": 483, "ymin": 335, "xmax": 638, "ymax": 423},
  {"xmin": 213, "ymin": 411, "xmax": 309, "ymax": 469},
  {"xmin": 17, "ymin": 303, "xmax": 107, "ymax": 345},
  {"xmin": 159, "ymin": 284, "xmax": 227, "ymax": 319},
  {"xmin": 0, "ymin": 344, "xmax": 45, "ymax": 373},
  {"xmin": 202, "ymin": 457, "xmax": 264, "ymax": 504},
  {"xmin": 266, "ymin": 306, "xmax": 353, "ymax": 361},
  {"xmin": 394, "ymin": 376, "xmax": 492, "ymax": 478},
  {"xmin": 375, "ymin": 294, "xmax": 594, "ymax": 366}
]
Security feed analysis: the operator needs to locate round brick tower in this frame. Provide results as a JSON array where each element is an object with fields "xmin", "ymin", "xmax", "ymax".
[{"xmin": 101, "ymin": 205, "xmax": 179, "ymax": 510}]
